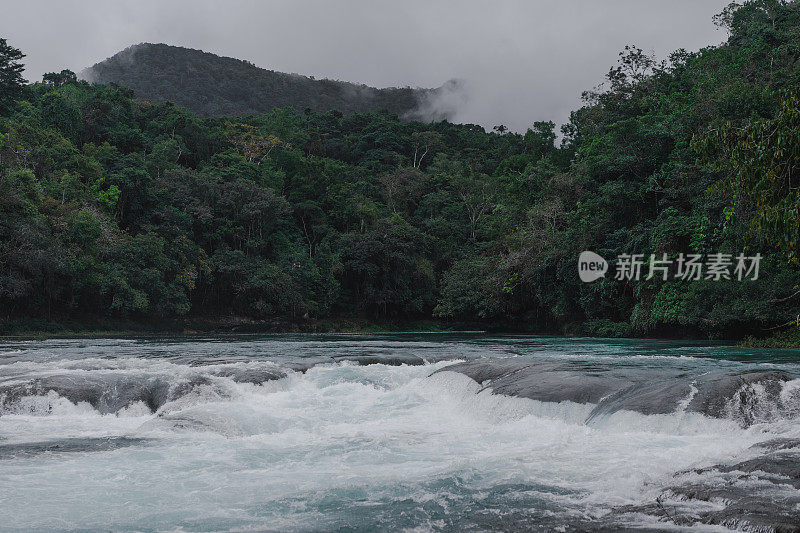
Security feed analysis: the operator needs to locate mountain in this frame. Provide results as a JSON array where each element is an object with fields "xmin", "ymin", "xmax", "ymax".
[{"xmin": 80, "ymin": 43, "xmax": 461, "ymax": 120}]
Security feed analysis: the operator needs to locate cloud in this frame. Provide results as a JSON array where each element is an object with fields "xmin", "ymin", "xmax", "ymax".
[{"xmin": 1, "ymin": 0, "xmax": 730, "ymax": 132}]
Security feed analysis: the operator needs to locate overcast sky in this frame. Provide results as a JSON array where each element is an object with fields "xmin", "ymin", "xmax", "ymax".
[{"xmin": 2, "ymin": 0, "xmax": 730, "ymax": 132}]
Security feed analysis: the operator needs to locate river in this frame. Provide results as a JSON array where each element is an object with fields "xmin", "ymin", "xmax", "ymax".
[{"xmin": 1, "ymin": 334, "xmax": 799, "ymax": 531}]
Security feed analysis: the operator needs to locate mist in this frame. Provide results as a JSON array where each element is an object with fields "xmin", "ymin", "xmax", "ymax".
[{"xmin": 2, "ymin": 0, "xmax": 731, "ymax": 132}]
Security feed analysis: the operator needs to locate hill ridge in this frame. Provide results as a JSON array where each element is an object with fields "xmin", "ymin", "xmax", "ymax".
[{"xmin": 80, "ymin": 42, "xmax": 461, "ymax": 119}]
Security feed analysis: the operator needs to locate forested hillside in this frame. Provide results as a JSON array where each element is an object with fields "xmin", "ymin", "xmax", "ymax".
[
  {"xmin": 1, "ymin": 0, "xmax": 800, "ymax": 337},
  {"xmin": 82, "ymin": 43, "xmax": 456, "ymax": 120}
]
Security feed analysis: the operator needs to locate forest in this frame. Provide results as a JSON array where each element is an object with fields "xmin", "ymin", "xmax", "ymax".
[
  {"xmin": 1, "ymin": 0, "xmax": 800, "ymax": 339},
  {"xmin": 82, "ymin": 43, "xmax": 452, "ymax": 120}
]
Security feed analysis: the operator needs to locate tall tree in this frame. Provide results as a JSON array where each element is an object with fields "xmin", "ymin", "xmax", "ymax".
[{"xmin": 0, "ymin": 38, "xmax": 25, "ymax": 114}]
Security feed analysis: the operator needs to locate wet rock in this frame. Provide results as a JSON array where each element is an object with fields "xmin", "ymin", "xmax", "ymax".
[
  {"xmin": 586, "ymin": 380, "xmax": 693, "ymax": 422},
  {"xmin": 686, "ymin": 371, "xmax": 792, "ymax": 421},
  {"xmin": 336, "ymin": 354, "xmax": 428, "ymax": 366},
  {"xmin": 437, "ymin": 359, "xmax": 800, "ymax": 426},
  {"xmin": 613, "ymin": 447, "xmax": 800, "ymax": 531},
  {"xmin": 209, "ymin": 366, "xmax": 286, "ymax": 384},
  {"xmin": 752, "ymin": 438, "xmax": 800, "ymax": 452},
  {"xmin": 0, "ymin": 437, "xmax": 151, "ymax": 459},
  {"xmin": 0, "ymin": 375, "xmax": 172, "ymax": 414},
  {"xmin": 434, "ymin": 359, "xmax": 542, "ymax": 384}
]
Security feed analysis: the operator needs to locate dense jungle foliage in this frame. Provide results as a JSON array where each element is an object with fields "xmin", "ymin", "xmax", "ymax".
[{"xmin": 2, "ymin": 0, "xmax": 800, "ymax": 337}]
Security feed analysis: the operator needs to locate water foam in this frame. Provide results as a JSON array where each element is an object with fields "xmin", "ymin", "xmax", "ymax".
[{"xmin": 1, "ymin": 339, "xmax": 799, "ymax": 530}]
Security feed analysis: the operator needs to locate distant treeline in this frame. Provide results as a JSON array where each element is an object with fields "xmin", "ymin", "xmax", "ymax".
[
  {"xmin": 82, "ymin": 43, "xmax": 454, "ymax": 120},
  {"xmin": 1, "ymin": 0, "xmax": 800, "ymax": 338}
]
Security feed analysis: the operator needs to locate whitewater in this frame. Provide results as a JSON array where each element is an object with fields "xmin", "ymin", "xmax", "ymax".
[{"xmin": 1, "ymin": 334, "xmax": 799, "ymax": 531}]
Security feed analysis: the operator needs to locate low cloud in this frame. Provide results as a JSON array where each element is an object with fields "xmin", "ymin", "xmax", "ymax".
[{"xmin": 3, "ymin": 0, "xmax": 730, "ymax": 132}]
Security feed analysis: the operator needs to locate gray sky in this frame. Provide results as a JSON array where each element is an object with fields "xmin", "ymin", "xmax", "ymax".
[{"xmin": 2, "ymin": 0, "xmax": 730, "ymax": 132}]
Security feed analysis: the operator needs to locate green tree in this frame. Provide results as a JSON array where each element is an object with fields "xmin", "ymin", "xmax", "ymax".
[
  {"xmin": 0, "ymin": 38, "xmax": 25, "ymax": 114},
  {"xmin": 42, "ymin": 70, "xmax": 77, "ymax": 88},
  {"xmin": 694, "ymin": 90, "xmax": 800, "ymax": 256}
]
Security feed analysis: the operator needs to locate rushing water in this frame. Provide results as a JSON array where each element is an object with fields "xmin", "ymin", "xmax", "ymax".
[{"xmin": 1, "ymin": 334, "xmax": 799, "ymax": 532}]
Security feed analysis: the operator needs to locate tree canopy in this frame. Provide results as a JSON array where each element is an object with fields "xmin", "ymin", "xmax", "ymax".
[{"xmin": 2, "ymin": 0, "xmax": 800, "ymax": 338}]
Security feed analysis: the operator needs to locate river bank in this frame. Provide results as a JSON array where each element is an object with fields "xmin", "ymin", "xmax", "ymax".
[
  {"xmin": 0, "ymin": 316, "xmax": 492, "ymax": 339},
  {"xmin": 2, "ymin": 315, "xmax": 799, "ymax": 348}
]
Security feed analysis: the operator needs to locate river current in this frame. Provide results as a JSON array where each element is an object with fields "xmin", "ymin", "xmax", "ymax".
[{"xmin": 1, "ymin": 334, "xmax": 799, "ymax": 531}]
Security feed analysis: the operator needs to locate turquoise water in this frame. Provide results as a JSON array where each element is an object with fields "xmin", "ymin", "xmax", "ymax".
[{"xmin": 0, "ymin": 334, "xmax": 799, "ymax": 531}]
